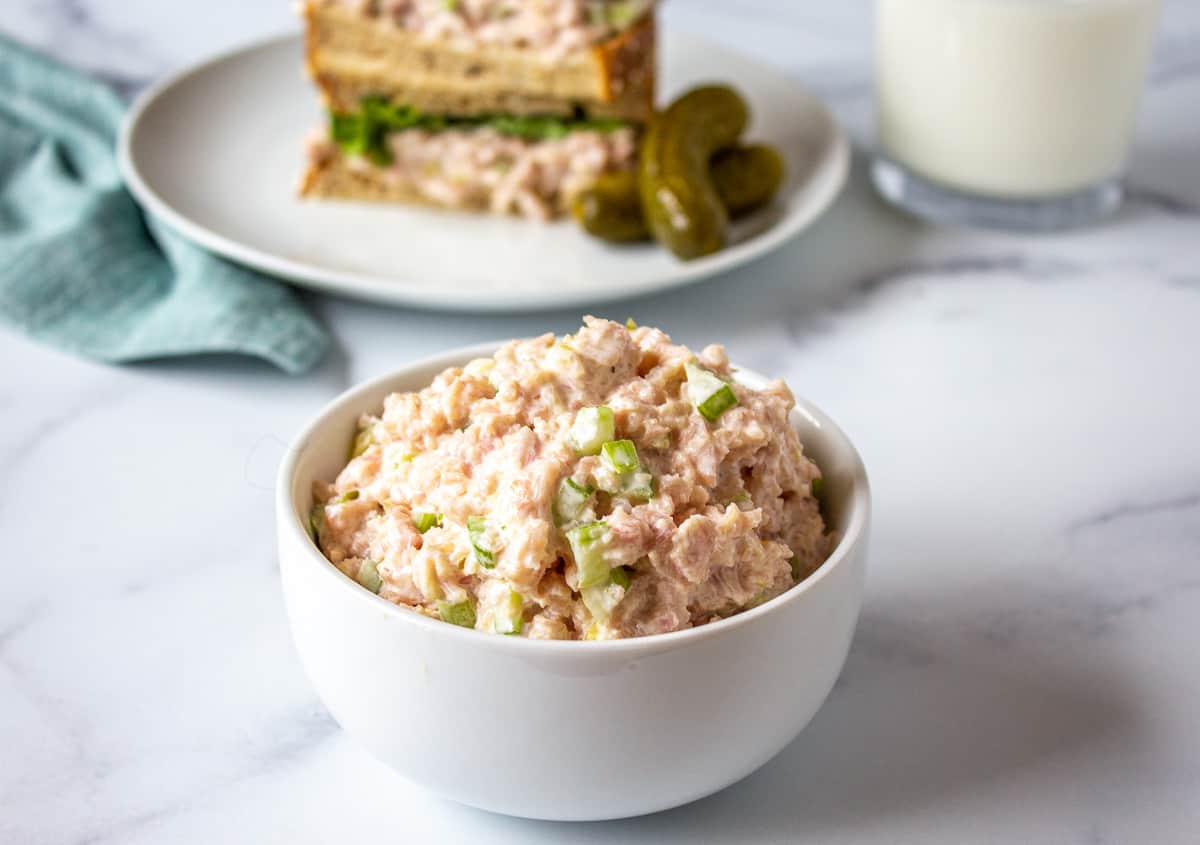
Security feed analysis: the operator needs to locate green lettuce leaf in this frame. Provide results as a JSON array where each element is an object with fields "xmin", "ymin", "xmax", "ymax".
[{"xmin": 328, "ymin": 97, "xmax": 630, "ymax": 164}]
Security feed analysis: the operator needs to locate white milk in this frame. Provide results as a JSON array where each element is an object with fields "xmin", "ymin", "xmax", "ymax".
[{"xmin": 876, "ymin": 0, "xmax": 1159, "ymax": 198}]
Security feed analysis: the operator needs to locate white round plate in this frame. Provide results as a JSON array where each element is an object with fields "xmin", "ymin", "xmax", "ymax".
[{"xmin": 119, "ymin": 31, "xmax": 849, "ymax": 312}]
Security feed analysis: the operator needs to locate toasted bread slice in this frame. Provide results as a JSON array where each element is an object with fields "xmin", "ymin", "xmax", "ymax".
[
  {"xmin": 301, "ymin": 149, "xmax": 576, "ymax": 217},
  {"xmin": 301, "ymin": 151, "xmax": 451, "ymax": 208},
  {"xmin": 303, "ymin": 2, "xmax": 656, "ymax": 121}
]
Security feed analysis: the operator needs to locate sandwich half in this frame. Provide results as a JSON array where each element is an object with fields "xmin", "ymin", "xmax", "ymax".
[{"xmin": 300, "ymin": 0, "xmax": 657, "ymax": 220}]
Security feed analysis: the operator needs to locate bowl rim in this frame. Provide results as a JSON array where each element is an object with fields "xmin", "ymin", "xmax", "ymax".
[{"xmin": 277, "ymin": 341, "xmax": 870, "ymax": 656}]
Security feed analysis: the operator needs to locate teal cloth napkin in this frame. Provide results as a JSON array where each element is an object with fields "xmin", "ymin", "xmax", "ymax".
[{"xmin": 0, "ymin": 33, "xmax": 330, "ymax": 374}]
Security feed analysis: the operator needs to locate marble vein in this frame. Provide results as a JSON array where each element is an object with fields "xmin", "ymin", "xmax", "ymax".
[
  {"xmin": 0, "ymin": 598, "xmax": 47, "ymax": 650},
  {"xmin": 849, "ymin": 254, "xmax": 1086, "ymax": 291},
  {"xmin": 1069, "ymin": 488, "xmax": 1200, "ymax": 532},
  {"xmin": 0, "ymin": 382, "xmax": 131, "ymax": 475}
]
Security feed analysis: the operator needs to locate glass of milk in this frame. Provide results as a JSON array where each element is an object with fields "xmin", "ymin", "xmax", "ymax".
[{"xmin": 873, "ymin": 0, "xmax": 1160, "ymax": 230}]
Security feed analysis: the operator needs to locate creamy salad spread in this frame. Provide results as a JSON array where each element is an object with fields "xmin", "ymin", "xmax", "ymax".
[
  {"xmin": 312, "ymin": 318, "xmax": 832, "ymax": 640},
  {"xmin": 327, "ymin": 0, "xmax": 655, "ymax": 57},
  {"xmin": 308, "ymin": 125, "xmax": 638, "ymax": 219}
]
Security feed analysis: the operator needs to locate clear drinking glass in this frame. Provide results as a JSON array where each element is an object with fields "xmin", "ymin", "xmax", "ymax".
[{"xmin": 872, "ymin": 0, "xmax": 1160, "ymax": 231}]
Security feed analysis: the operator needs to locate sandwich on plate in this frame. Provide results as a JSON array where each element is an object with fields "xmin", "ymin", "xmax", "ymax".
[{"xmin": 300, "ymin": 0, "xmax": 657, "ymax": 220}]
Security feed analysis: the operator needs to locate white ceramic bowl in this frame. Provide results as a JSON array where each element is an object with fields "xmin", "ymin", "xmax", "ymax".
[{"xmin": 276, "ymin": 343, "xmax": 870, "ymax": 821}]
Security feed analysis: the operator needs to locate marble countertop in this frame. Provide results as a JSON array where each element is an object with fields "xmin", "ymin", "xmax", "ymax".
[{"xmin": 3, "ymin": 1, "xmax": 1200, "ymax": 842}]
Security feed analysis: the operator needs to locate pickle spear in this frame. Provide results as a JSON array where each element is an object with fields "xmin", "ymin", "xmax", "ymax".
[
  {"xmin": 572, "ymin": 144, "xmax": 785, "ymax": 244},
  {"xmin": 709, "ymin": 144, "xmax": 785, "ymax": 217},
  {"xmin": 572, "ymin": 172, "xmax": 648, "ymax": 243},
  {"xmin": 638, "ymin": 85, "xmax": 749, "ymax": 259}
]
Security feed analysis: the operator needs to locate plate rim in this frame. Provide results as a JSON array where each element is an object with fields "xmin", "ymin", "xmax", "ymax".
[{"xmin": 117, "ymin": 30, "xmax": 850, "ymax": 313}]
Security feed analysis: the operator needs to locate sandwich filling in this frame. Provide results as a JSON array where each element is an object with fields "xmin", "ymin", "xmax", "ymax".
[
  {"xmin": 324, "ymin": 0, "xmax": 656, "ymax": 58},
  {"xmin": 309, "ymin": 119, "xmax": 637, "ymax": 219},
  {"xmin": 328, "ymin": 98, "xmax": 631, "ymax": 163},
  {"xmin": 311, "ymin": 97, "xmax": 637, "ymax": 218}
]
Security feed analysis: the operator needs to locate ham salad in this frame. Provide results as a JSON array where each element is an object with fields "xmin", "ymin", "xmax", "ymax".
[{"xmin": 312, "ymin": 318, "xmax": 832, "ymax": 640}]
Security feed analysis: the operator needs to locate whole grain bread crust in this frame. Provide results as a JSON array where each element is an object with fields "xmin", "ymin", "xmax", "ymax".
[
  {"xmin": 300, "ymin": 148, "xmax": 580, "ymax": 217},
  {"xmin": 300, "ymin": 152, "xmax": 456, "ymax": 208},
  {"xmin": 302, "ymin": 1, "xmax": 655, "ymax": 120}
]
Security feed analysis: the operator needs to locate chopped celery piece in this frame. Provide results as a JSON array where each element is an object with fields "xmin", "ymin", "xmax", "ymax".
[
  {"xmin": 744, "ymin": 590, "xmax": 773, "ymax": 610},
  {"xmin": 595, "ymin": 439, "xmax": 653, "ymax": 501},
  {"xmin": 413, "ymin": 559, "xmax": 444, "ymax": 602},
  {"xmin": 349, "ymin": 426, "xmax": 374, "ymax": 460},
  {"xmin": 610, "ymin": 566, "xmax": 632, "ymax": 590},
  {"xmin": 568, "ymin": 406, "xmax": 615, "ymax": 455},
  {"xmin": 412, "ymin": 511, "xmax": 442, "ymax": 533},
  {"xmin": 308, "ymin": 505, "xmax": 323, "ymax": 540},
  {"xmin": 437, "ymin": 599, "xmax": 476, "ymax": 629},
  {"xmin": 697, "ymin": 384, "xmax": 737, "ymax": 421},
  {"xmin": 553, "ymin": 477, "xmax": 595, "ymax": 526},
  {"xmin": 621, "ymin": 471, "xmax": 654, "ymax": 501},
  {"xmin": 606, "ymin": 0, "xmax": 652, "ymax": 28},
  {"xmin": 467, "ymin": 515, "xmax": 496, "ymax": 568},
  {"xmin": 595, "ymin": 468, "xmax": 654, "ymax": 501},
  {"xmin": 582, "ymin": 570, "xmax": 631, "ymax": 622},
  {"xmin": 811, "ymin": 477, "xmax": 825, "ymax": 500},
  {"xmin": 494, "ymin": 590, "xmax": 523, "ymax": 635},
  {"xmin": 685, "ymin": 361, "xmax": 738, "ymax": 422},
  {"xmin": 581, "ymin": 585, "xmax": 612, "ymax": 621},
  {"xmin": 601, "ymin": 439, "xmax": 640, "ymax": 474},
  {"xmin": 789, "ymin": 555, "xmax": 803, "ymax": 580},
  {"xmin": 588, "ymin": 0, "xmax": 650, "ymax": 28},
  {"xmin": 625, "ymin": 317, "xmax": 638, "ymax": 330},
  {"xmin": 357, "ymin": 559, "xmax": 383, "ymax": 594},
  {"xmin": 567, "ymin": 521, "xmax": 610, "ymax": 588},
  {"xmin": 334, "ymin": 489, "xmax": 360, "ymax": 504}
]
